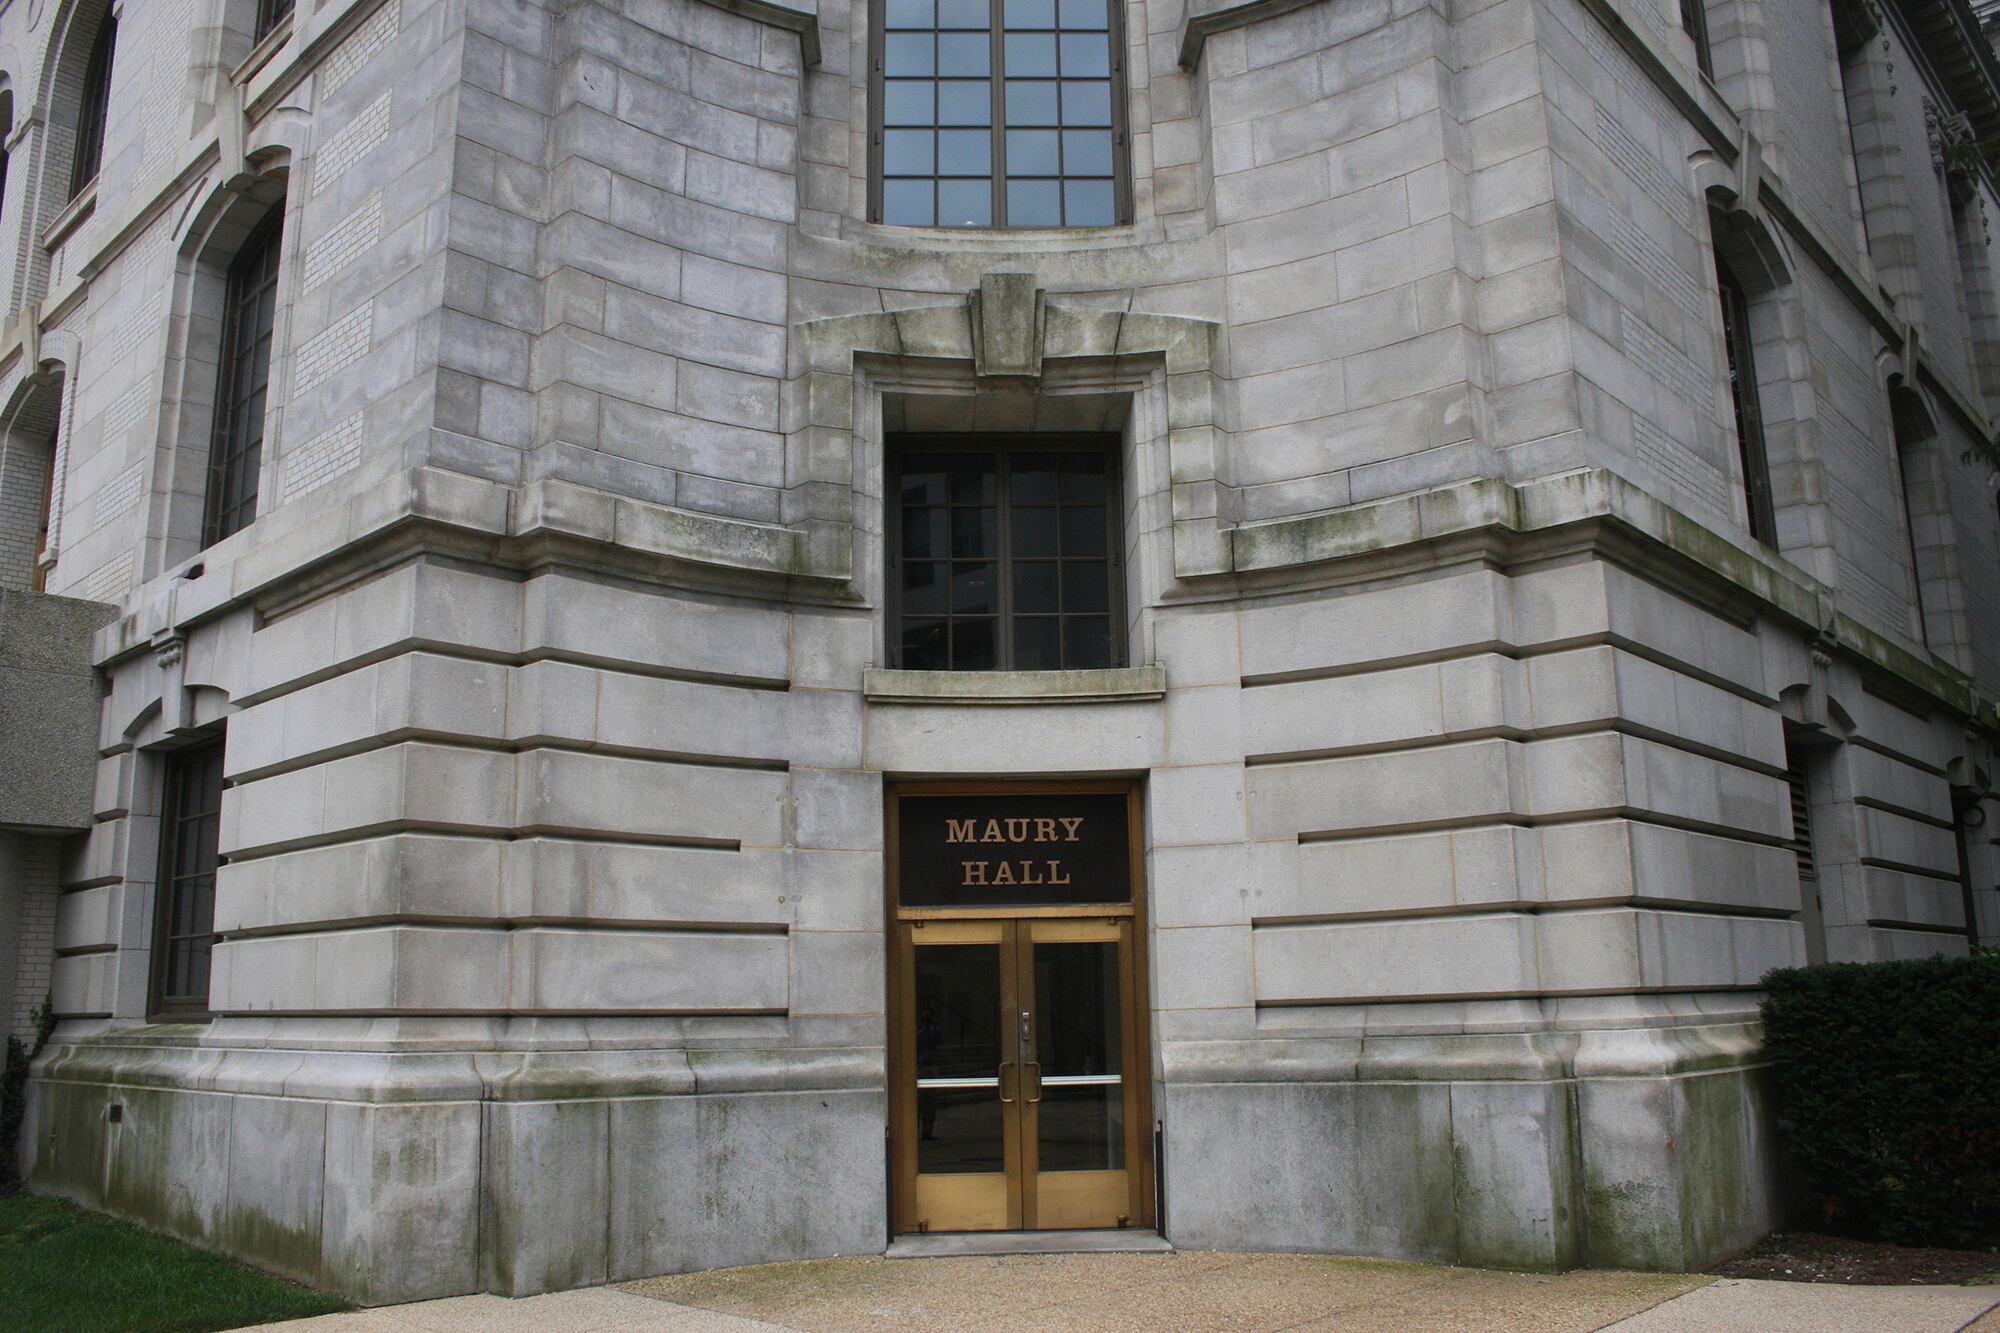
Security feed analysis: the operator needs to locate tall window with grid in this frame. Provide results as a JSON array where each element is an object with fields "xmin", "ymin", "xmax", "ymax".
[
  {"xmin": 151, "ymin": 737, "xmax": 226, "ymax": 1017},
  {"xmin": 873, "ymin": 0, "xmax": 1125, "ymax": 228},
  {"xmin": 203, "ymin": 212, "xmax": 284, "ymax": 547},
  {"xmin": 891, "ymin": 439, "xmax": 1121, "ymax": 670}
]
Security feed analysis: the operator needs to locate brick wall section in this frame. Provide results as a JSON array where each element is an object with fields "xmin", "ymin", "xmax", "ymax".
[
  {"xmin": 2, "ymin": 833, "xmax": 61, "ymax": 1041},
  {"xmin": 0, "ymin": 432, "xmax": 52, "ymax": 590}
]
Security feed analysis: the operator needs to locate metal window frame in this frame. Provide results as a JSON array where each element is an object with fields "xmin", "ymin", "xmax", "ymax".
[
  {"xmin": 148, "ymin": 735, "xmax": 227, "ymax": 1021},
  {"xmin": 67, "ymin": 13, "xmax": 117, "ymax": 201},
  {"xmin": 1714, "ymin": 254, "xmax": 1778, "ymax": 546},
  {"xmin": 867, "ymin": 0, "xmax": 1132, "ymax": 229},
  {"xmin": 202, "ymin": 208, "xmax": 285, "ymax": 548},
  {"xmin": 886, "ymin": 434, "xmax": 1126, "ymax": 670},
  {"xmin": 1680, "ymin": 0, "xmax": 1714, "ymax": 80}
]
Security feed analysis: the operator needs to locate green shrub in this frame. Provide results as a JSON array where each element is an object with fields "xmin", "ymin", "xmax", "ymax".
[{"xmin": 1760, "ymin": 951, "xmax": 2000, "ymax": 1247}]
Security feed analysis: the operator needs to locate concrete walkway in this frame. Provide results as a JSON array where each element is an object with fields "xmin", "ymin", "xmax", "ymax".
[{"xmin": 256, "ymin": 1252, "xmax": 2000, "ymax": 1332}]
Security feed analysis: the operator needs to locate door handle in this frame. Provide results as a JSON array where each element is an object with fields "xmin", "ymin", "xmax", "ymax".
[
  {"xmin": 998, "ymin": 1060, "xmax": 1017, "ymax": 1104},
  {"xmin": 1024, "ymin": 1060, "xmax": 1043, "ymax": 1104}
]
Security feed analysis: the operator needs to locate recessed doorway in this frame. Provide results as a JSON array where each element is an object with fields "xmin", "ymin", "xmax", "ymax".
[{"xmin": 886, "ymin": 781, "xmax": 1153, "ymax": 1234}]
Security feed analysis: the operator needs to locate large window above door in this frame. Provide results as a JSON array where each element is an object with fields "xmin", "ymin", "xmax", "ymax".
[
  {"xmin": 871, "ymin": 0, "xmax": 1126, "ymax": 228},
  {"xmin": 890, "ymin": 438, "xmax": 1122, "ymax": 671}
]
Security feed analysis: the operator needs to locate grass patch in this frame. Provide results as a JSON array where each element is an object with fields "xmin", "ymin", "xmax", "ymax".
[{"xmin": 0, "ymin": 1192, "xmax": 350, "ymax": 1332}]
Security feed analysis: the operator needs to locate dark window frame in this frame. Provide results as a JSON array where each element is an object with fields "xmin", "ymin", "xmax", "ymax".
[
  {"xmin": 68, "ymin": 14, "xmax": 116, "ymax": 201},
  {"xmin": 202, "ymin": 209, "xmax": 285, "ymax": 547},
  {"xmin": 1680, "ymin": 0, "xmax": 1714, "ymax": 80},
  {"xmin": 1889, "ymin": 401, "xmax": 1932, "ymax": 648},
  {"xmin": 867, "ymin": 0, "xmax": 1132, "ymax": 230},
  {"xmin": 887, "ymin": 434, "xmax": 1126, "ymax": 671},
  {"xmin": 1714, "ymin": 253, "xmax": 1778, "ymax": 546},
  {"xmin": 255, "ymin": 0, "xmax": 296, "ymax": 42},
  {"xmin": 148, "ymin": 735, "xmax": 227, "ymax": 1021}
]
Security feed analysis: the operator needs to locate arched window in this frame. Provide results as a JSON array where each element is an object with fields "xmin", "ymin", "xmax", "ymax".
[
  {"xmin": 202, "ymin": 212, "xmax": 284, "ymax": 545},
  {"xmin": 0, "ymin": 372, "xmax": 64, "ymax": 591},
  {"xmin": 68, "ymin": 14, "xmax": 116, "ymax": 201},
  {"xmin": 0, "ymin": 88, "xmax": 14, "ymax": 217}
]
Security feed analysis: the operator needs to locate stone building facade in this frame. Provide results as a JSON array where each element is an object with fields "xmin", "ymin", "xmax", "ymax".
[{"xmin": 2, "ymin": 0, "xmax": 1998, "ymax": 1305}]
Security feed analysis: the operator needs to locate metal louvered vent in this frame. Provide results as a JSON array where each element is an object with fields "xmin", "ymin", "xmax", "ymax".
[{"xmin": 1787, "ymin": 766, "xmax": 1819, "ymax": 882}]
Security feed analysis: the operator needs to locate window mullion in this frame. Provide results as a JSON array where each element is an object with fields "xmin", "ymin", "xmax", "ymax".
[{"xmin": 990, "ymin": 0, "xmax": 1007, "ymax": 228}]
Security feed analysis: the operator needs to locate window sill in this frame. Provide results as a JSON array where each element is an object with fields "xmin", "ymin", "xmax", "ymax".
[
  {"xmin": 864, "ymin": 665, "xmax": 1164, "ymax": 704},
  {"xmin": 41, "ymin": 180, "xmax": 97, "ymax": 250}
]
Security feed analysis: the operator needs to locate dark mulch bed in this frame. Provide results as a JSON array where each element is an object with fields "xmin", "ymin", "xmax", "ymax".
[{"xmin": 1709, "ymin": 1231, "xmax": 2000, "ymax": 1286}]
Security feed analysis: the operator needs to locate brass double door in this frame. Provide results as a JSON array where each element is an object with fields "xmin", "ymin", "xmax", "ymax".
[{"xmin": 892, "ymin": 915, "xmax": 1150, "ymax": 1233}]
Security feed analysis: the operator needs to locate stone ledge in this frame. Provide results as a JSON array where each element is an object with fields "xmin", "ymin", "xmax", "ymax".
[
  {"xmin": 1177, "ymin": 0, "xmax": 1320, "ymax": 68},
  {"xmin": 35, "ymin": 1037, "xmax": 883, "ymax": 1101},
  {"xmin": 1160, "ymin": 1020, "xmax": 1766, "ymax": 1085},
  {"xmin": 1222, "ymin": 468, "xmax": 1999, "ymax": 734},
  {"xmin": 864, "ymin": 665, "xmax": 1166, "ymax": 704}
]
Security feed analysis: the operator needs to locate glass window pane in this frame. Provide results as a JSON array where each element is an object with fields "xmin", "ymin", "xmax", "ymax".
[
  {"xmin": 939, "ymin": 129, "xmax": 993, "ymax": 175},
  {"xmin": 1013, "ymin": 560, "xmax": 1059, "ymax": 614},
  {"xmin": 1058, "ymin": 0, "xmax": 1107, "ymax": 27},
  {"xmin": 1005, "ymin": 81, "xmax": 1060, "ymax": 126},
  {"xmin": 1006, "ymin": 178, "xmax": 1061, "ymax": 225},
  {"xmin": 952, "ymin": 617, "xmax": 998, "ymax": 669},
  {"xmin": 903, "ymin": 619, "xmax": 949, "ymax": 670},
  {"xmin": 903, "ymin": 507, "xmax": 949, "ymax": 557},
  {"xmin": 1062, "ymin": 129, "xmax": 1114, "ymax": 177},
  {"xmin": 885, "ymin": 80, "xmax": 936, "ymax": 126},
  {"xmin": 952, "ymin": 506, "xmax": 996, "ymax": 557},
  {"xmin": 884, "ymin": 129, "xmax": 935, "ymax": 176},
  {"xmin": 1007, "ymin": 130, "xmax": 1059, "ymax": 176},
  {"xmin": 1062, "ymin": 452, "xmax": 1107, "ymax": 501},
  {"xmin": 1013, "ymin": 454, "xmax": 1060, "ymax": 502},
  {"xmin": 885, "ymin": 32, "xmax": 935, "ymax": 74},
  {"xmin": 1006, "ymin": 33, "xmax": 1057, "ymax": 75},
  {"xmin": 901, "ymin": 457, "xmax": 948, "ymax": 503},
  {"xmin": 1064, "ymin": 178, "xmax": 1116, "ymax": 226},
  {"xmin": 886, "ymin": 0, "xmax": 936, "ymax": 26},
  {"xmin": 1062, "ymin": 560, "xmax": 1109, "ymax": 612},
  {"xmin": 903, "ymin": 561, "xmax": 948, "ymax": 615},
  {"xmin": 938, "ymin": 79, "xmax": 993, "ymax": 125},
  {"xmin": 883, "ymin": 178, "xmax": 935, "ymax": 225},
  {"xmin": 954, "ymin": 562, "xmax": 997, "ymax": 613},
  {"xmin": 939, "ymin": 0, "xmax": 989, "ymax": 26},
  {"xmin": 1014, "ymin": 616, "xmax": 1062, "ymax": 669},
  {"xmin": 1059, "ymin": 31, "xmax": 1110, "ymax": 75},
  {"xmin": 938, "ymin": 31, "xmax": 990, "ymax": 74},
  {"xmin": 1061, "ymin": 80, "xmax": 1112, "ymax": 125},
  {"xmin": 1037, "ymin": 1084, "xmax": 1124, "ymax": 1171},
  {"xmin": 915, "ymin": 942, "xmax": 1004, "ymax": 1172},
  {"xmin": 1060, "ymin": 504, "xmax": 1107, "ymax": 556},
  {"xmin": 1012, "ymin": 505, "xmax": 1059, "ymax": 556},
  {"xmin": 951, "ymin": 454, "xmax": 997, "ymax": 502},
  {"xmin": 1005, "ymin": 0, "xmax": 1056, "ymax": 25},
  {"xmin": 937, "ymin": 177, "xmax": 993, "ymax": 226},
  {"xmin": 1064, "ymin": 616, "xmax": 1113, "ymax": 668}
]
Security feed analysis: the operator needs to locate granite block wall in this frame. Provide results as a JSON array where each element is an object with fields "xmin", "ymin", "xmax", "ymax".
[{"xmin": 0, "ymin": 0, "xmax": 1995, "ymax": 1302}]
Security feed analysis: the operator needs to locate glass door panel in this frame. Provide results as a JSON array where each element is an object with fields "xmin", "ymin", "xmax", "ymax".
[
  {"xmin": 1026, "ymin": 921, "xmax": 1130, "ymax": 1228},
  {"xmin": 895, "ymin": 916, "xmax": 1144, "ymax": 1234},
  {"xmin": 905, "ymin": 922, "xmax": 1019, "ymax": 1231}
]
